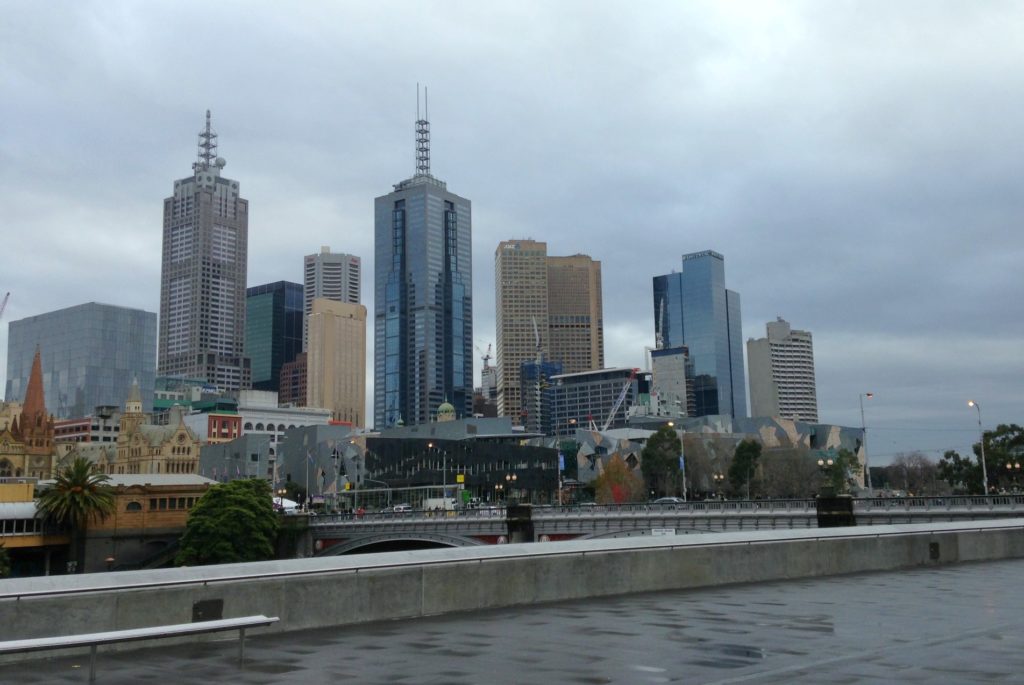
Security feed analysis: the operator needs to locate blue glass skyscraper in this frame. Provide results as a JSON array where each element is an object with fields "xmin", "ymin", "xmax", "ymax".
[
  {"xmin": 374, "ymin": 99, "xmax": 472, "ymax": 427},
  {"xmin": 653, "ymin": 250, "xmax": 746, "ymax": 418},
  {"xmin": 245, "ymin": 281, "xmax": 304, "ymax": 392}
]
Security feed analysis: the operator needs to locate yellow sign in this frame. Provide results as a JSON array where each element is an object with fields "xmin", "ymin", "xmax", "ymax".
[{"xmin": 456, "ymin": 474, "xmax": 465, "ymax": 483}]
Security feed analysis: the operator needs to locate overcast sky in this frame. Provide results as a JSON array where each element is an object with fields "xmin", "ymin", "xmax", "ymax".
[{"xmin": 2, "ymin": 1, "xmax": 1022, "ymax": 465}]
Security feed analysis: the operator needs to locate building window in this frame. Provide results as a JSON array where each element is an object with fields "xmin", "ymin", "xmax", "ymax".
[{"xmin": 126, "ymin": 501, "xmax": 142, "ymax": 512}]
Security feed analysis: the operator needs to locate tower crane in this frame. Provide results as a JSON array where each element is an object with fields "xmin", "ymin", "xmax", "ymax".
[
  {"xmin": 601, "ymin": 368, "xmax": 639, "ymax": 432},
  {"xmin": 0, "ymin": 292, "xmax": 9, "ymax": 321},
  {"xmin": 474, "ymin": 343, "xmax": 493, "ymax": 371}
]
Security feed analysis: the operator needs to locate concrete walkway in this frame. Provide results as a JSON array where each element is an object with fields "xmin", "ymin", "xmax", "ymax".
[{"xmin": 4, "ymin": 557, "xmax": 1024, "ymax": 684}]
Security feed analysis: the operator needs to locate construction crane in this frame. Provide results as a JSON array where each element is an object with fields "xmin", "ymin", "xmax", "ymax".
[
  {"xmin": 0, "ymin": 292, "xmax": 9, "ymax": 321},
  {"xmin": 601, "ymin": 368, "xmax": 639, "ymax": 432},
  {"xmin": 474, "ymin": 343, "xmax": 493, "ymax": 371}
]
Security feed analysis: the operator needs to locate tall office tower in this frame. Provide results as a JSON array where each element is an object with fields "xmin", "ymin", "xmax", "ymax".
[
  {"xmin": 653, "ymin": 250, "xmax": 746, "ymax": 418},
  {"xmin": 307, "ymin": 299, "xmax": 366, "ymax": 426},
  {"xmin": 494, "ymin": 240, "xmax": 550, "ymax": 422},
  {"xmin": 158, "ymin": 111, "xmax": 251, "ymax": 393},
  {"xmin": 246, "ymin": 281, "xmax": 304, "ymax": 393},
  {"xmin": 6, "ymin": 303, "xmax": 157, "ymax": 418},
  {"xmin": 374, "ymin": 91, "xmax": 472, "ymax": 428},
  {"xmin": 303, "ymin": 246, "xmax": 361, "ymax": 350},
  {"xmin": 547, "ymin": 254, "xmax": 604, "ymax": 373},
  {"xmin": 495, "ymin": 241, "xmax": 604, "ymax": 425},
  {"xmin": 747, "ymin": 317, "xmax": 818, "ymax": 422}
]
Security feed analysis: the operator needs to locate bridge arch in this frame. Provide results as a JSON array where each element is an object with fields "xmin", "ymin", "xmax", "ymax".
[{"xmin": 317, "ymin": 532, "xmax": 486, "ymax": 556}]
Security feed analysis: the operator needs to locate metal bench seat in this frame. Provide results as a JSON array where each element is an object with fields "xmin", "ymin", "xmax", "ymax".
[{"xmin": 0, "ymin": 614, "xmax": 279, "ymax": 682}]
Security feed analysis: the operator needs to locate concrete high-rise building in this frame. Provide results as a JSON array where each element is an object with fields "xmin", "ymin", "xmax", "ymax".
[
  {"xmin": 303, "ymin": 246, "xmax": 361, "ymax": 350},
  {"xmin": 5, "ymin": 302, "xmax": 156, "ymax": 419},
  {"xmin": 308, "ymin": 299, "xmax": 366, "ymax": 426},
  {"xmin": 494, "ymin": 240, "xmax": 604, "ymax": 425},
  {"xmin": 158, "ymin": 111, "xmax": 250, "ymax": 393},
  {"xmin": 653, "ymin": 250, "xmax": 746, "ymax": 418},
  {"xmin": 495, "ymin": 240, "xmax": 550, "ymax": 422},
  {"xmin": 246, "ymin": 281, "xmax": 303, "ymax": 393},
  {"xmin": 374, "ymin": 94, "xmax": 472, "ymax": 428},
  {"xmin": 747, "ymin": 317, "xmax": 818, "ymax": 422}
]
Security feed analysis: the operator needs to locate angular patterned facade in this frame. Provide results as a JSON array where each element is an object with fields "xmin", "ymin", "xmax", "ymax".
[{"xmin": 158, "ymin": 111, "xmax": 250, "ymax": 393}]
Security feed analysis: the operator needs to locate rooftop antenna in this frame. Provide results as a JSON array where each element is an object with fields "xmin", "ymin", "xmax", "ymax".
[
  {"xmin": 193, "ymin": 109, "xmax": 218, "ymax": 173},
  {"xmin": 416, "ymin": 84, "xmax": 431, "ymax": 176}
]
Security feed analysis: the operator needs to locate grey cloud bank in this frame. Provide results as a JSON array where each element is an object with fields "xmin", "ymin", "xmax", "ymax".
[{"xmin": 2, "ymin": 1, "xmax": 1022, "ymax": 463}]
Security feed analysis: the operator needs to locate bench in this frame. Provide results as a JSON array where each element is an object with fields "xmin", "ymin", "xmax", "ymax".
[{"xmin": 0, "ymin": 614, "xmax": 279, "ymax": 682}]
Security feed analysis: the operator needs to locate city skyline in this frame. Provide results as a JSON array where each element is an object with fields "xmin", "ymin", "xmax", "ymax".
[{"xmin": 3, "ymin": 2, "xmax": 1023, "ymax": 462}]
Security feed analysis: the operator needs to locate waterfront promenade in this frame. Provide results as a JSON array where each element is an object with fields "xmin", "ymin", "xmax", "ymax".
[{"xmin": 4, "ymin": 557, "xmax": 1023, "ymax": 683}]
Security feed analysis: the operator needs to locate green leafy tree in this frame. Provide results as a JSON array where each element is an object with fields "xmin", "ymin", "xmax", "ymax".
[
  {"xmin": 36, "ymin": 457, "xmax": 115, "ymax": 573},
  {"xmin": 177, "ymin": 478, "xmax": 279, "ymax": 566},
  {"xmin": 983, "ymin": 424, "xmax": 1024, "ymax": 490},
  {"xmin": 819, "ymin": 448, "xmax": 861, "ymax": 495},
  {"xmin": 593, "ymin": 455, "xmax": 646, "ymax": 504},
  {"xmin": 729, "ymin": 439, "xmax": 762, "ymax": 498},
  {"xmin": 938, "ymin": 449, "xmax": 982, "ymax": 494},
  {"xmin": 640, "ymin": 426, "xmax": 683, "ymax": 498}
]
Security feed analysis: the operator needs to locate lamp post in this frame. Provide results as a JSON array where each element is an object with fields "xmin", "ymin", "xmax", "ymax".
[
  {"xmin": 713, "ymin": 472, "xmax": 725, "ymax": 500},
  {"xmin": 505, "ymin": 473, "xmax": 517, "ymax": 503},
  {"xmin": 1006, "ymin": 462, "xmax": 1022, "ymax": 491},
  {"xmin": 967, "ymin": 400, "xmax": 988, "ymax": 496},
  {"xmin": 495, "ymin": 483, "xmax": 504, "ymax": 503},
  {"xmin": 817, "ymin": 457, "xmax": 835, "ymax": 493},
  {"xmin": 860, "ymin": 392, "xmax": 873, "ymax": 493}
]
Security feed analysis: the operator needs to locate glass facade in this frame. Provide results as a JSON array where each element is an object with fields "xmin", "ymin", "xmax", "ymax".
[
  {"xmin": 5, "ymin": 303, "xmax": 157, "ymax": 418},
  {"xmin": 652, "ymin": 250, "xmax": 747, "ymax": 418},
  {"xmin": 245, "ymin": 281, "xmax": 303, "ymax": 392},
  {"xmin": 374, "ymin": 174, "xmax": 473, "ymax": 428}
]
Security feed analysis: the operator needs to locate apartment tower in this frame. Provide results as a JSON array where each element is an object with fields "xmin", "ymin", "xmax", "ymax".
[
  {"xmin": 307, "ymin": 299, "xmax": 366, "ymax": 427},
  {"xmin": 747, "ymin": 317, "xmax": 818, "ymax": 422}
]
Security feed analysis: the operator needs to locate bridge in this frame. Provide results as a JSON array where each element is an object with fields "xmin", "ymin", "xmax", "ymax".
[{"xmin": 308, "ymin": 495, "xmax": 1024, "ymax": 555}]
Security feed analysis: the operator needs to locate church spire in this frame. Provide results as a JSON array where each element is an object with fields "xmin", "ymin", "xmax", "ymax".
[{"xmin": 21, "ymin": 347, "xmax": 46, "ymax": 421}]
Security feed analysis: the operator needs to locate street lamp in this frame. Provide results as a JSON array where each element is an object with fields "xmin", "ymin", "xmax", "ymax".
[
  {"xmin": 713, "ymin": 472, "xmax": 725, "ymax": 499},
  {"xmin": 495, "ymin": 483, "xmax": 504, "ymax": 502},
  {"xmin": 505, "ymin": 473, "xmax": 517, "ymax": 503},
  {"xmin": 860, "ymin": 393, "xmax": 873, "ymax": 493},
  {"xmin": 967, "ymin": 400, "xmax": 989, "ymax": 496}
]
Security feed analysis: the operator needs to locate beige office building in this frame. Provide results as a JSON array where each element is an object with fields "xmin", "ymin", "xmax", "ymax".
[
  {"xmin": 494, "ymin": 240, "xmax": 604, "ymax": 424},
  {"xmin": 747, "ymin": 317, "xmax": 818, "ymax": 422},
  {"xmin": 307, "ymin": 299, "xmax": 366, "ymax": 427}
]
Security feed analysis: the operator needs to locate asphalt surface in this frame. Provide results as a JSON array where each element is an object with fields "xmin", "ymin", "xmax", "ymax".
[{"xmin": 4, "ymin": 558, "xmax": 1024, "ymax": 684}]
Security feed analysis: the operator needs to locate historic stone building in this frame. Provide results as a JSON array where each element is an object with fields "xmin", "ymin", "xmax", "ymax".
[{"xmin": 0, "ymin": 349, "xmax": 57, "ymax": 479}]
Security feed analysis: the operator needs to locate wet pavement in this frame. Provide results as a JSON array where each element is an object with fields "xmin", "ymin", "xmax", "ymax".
[{"xmin": 4, "ymin": 558, "xmax": 1024, "ymax": 684}]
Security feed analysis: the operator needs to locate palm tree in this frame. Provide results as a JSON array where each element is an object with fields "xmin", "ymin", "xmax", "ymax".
[{"xmin": 37, "ymin": 457, "xmax": 115, "ymax": 573}]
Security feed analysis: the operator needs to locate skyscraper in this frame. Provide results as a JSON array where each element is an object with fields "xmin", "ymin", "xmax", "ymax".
[
  {"xmin": 307, "ymin": 298, "xmax": 366, "ymax": 426},
  {"xmin": 747, "ymin": 317, "xmax": 818, "ymax": 422},
  {"xmin": 374, "ymin": 92, "xmax": 472, "ymax": 427},
  {"xmin": 653, "ymin": 250, "xmax": 746, "ymax": 418},
  {"xmin": 5, "ymin": 302, "xmax": 156, "ymax": 418},
  {"xmin": 245, "ymin": 281, "xmax": 303, "ymax": 393},
  {"xmin": 303, "ymin": 246, "xmax": 361, "ymax": 350},
  {"xmin": 494, "ymin": 240, "xmax": 604, "ymax": 425},
  {"xmin": 158, "ymin": 111, "xmax": 250, "ymax": 392}
]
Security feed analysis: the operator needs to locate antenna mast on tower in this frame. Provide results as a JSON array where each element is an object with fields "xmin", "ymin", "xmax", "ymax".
[
  {"xmin": 415, "ymin": 84, "xmax": 431, "ymax": 176},
  {"xmin": 194, "ymin": 109, "xmax": 218, "ymax": 173}
]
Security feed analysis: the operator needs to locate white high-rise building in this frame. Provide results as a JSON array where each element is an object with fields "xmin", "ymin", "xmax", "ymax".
[
  {"xmin": 303, "ymin": 246, "xmax": 361, "ymax": 350},
  {"xmin": 747, "ymin": 318, "xmax": 818, "ymax": 422}
]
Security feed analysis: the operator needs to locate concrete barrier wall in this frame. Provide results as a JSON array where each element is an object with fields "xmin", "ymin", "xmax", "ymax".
[{"xmin": 2, "ymin": 520, "xmax": 1023, "ymax": 661}]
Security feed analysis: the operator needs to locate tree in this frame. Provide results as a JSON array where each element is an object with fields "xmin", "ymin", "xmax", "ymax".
[
  {"xmin": 887, "ymin": 452, "xmax": 944, "ymax": 496},
  {"xmin": 938, "ymin": 449, "xmax": 982, "ymax": 494},
  {"xmin": 982, "ymin": 424, "xmax": 1024, "ymax": 491},
  {"xmin": 640, "ymin": 426, "xmax": 683, "ymax": 498},
  {"xmin": 592, "ymin": 455, "xmax": 646, "ymax": 504},
  {"xmin": 177, "ymin": 478, "xmax": 279, "ymax": 566},
  {"xmin": 759, "ymin": 449, "xmax": 821, "ymax": 498},
  {"xmin": 819, "ymin": 448, "xmax": 861, "ymax": 495},
  {"xmin": 36, "ymin": 456, "xmax": 115, "ymax": 573},
  {"xmin": 729, "ymin": 440, "xmax": 761, "ymax": 498}
]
